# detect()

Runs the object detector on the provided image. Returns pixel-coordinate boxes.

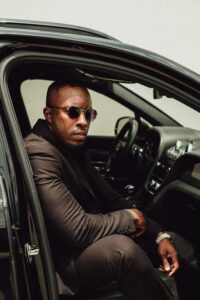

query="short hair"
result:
[46,80,88,106]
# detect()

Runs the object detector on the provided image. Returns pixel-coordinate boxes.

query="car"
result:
[0,18,200,300]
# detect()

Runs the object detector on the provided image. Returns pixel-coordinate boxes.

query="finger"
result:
[158,265,165,272]
[134,231,143,237]
[171,255,179,269]
[130,228,145,239]
[134,227,145,237]
[168,269,175,277]
[168,264,177,277]
[162,257,171,272]
[135,218,145,228]
[168,260,179,277]
[168,253,179,267]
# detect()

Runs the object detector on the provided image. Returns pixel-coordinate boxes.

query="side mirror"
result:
[114,116,131,136]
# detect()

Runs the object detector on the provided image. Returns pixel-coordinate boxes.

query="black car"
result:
[0,19,200,300]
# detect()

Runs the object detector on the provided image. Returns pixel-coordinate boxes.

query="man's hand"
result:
[157,238,179,277]
[127,208,146,237]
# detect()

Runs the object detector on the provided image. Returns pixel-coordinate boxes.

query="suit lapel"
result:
[32,120,101,207]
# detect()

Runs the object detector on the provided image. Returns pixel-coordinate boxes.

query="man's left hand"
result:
[157,238,179,277]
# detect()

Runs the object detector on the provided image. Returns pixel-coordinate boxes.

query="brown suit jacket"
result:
[25,119,161,290]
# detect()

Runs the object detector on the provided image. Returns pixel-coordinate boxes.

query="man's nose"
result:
[77,111,88,127]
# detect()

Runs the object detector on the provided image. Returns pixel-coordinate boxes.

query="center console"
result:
[143,126,200,195]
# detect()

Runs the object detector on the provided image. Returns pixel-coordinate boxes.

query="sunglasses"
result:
[49,105,97,121]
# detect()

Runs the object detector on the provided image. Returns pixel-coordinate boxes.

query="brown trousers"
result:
[74,235,173,300]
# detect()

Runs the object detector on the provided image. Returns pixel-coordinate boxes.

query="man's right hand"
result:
[127,208,146,237]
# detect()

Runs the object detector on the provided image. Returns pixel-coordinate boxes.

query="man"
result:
[25,81,178,300]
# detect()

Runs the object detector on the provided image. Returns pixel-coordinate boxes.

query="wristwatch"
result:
[155,232,172,244]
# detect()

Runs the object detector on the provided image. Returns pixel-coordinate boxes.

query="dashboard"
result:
[141,126,200,194]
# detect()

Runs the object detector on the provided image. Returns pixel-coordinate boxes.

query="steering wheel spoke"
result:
[106,118,138,174]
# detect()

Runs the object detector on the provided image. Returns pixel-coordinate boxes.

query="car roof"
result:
[0,18,119,41]
[0,19,199,86]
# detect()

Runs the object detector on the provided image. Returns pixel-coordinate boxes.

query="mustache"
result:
[73,127,87,135]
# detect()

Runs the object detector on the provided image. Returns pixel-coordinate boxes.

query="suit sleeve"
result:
[25,139,136,249]
[85,155,162,239]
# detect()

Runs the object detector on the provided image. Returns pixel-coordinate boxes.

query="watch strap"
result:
[156,232,171,244]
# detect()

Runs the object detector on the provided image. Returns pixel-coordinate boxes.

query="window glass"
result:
[21,80,134,136]
[21,79,50,125]
[88,90,133,136]
[123,83,200,131]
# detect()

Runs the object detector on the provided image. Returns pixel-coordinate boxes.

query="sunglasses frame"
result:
[48,105,97,121]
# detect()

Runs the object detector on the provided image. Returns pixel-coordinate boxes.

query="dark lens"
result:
[85,109,92,121]
[67,106,97,121]
[67,106,81,119]
[86,109,97,121]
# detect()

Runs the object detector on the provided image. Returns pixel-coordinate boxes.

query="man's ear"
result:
[43,107,52,124]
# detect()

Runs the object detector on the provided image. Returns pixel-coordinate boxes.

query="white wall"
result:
[1,0,200,74]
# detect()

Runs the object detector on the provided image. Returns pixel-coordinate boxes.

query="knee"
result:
[110,235,139,257]
[110,235,152,273]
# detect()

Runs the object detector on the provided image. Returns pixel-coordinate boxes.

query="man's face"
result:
[44,85,92,147]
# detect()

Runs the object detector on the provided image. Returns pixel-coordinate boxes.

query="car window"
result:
[21,80,134,137]
[88,90,134,136]
[123,83,200,131]
[21,79,50,126]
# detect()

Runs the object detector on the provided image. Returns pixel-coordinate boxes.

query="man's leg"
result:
[75,235,173,300]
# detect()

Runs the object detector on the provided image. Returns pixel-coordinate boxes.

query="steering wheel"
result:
[106,118,139,174]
